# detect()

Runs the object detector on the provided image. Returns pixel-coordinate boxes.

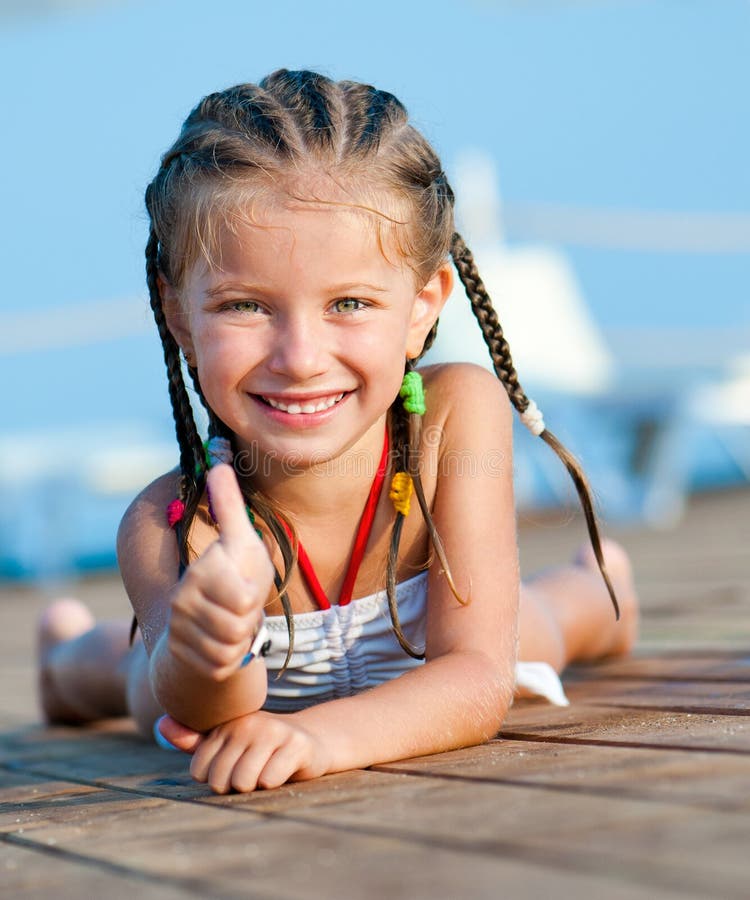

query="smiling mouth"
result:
[258,392,346,415]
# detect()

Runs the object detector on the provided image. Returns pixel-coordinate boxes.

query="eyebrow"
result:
[205,280,390,297]
[205,282,266,298]
[328,282,389,294]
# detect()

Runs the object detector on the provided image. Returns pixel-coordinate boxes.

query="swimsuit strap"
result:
[287,429,390,610]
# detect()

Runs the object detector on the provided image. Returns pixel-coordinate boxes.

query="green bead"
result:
[399,370,426,415]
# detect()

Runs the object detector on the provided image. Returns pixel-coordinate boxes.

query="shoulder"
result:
[419,362,513,442]
[116,471,184,638]
[421,361,509,400]
[117,470,181,559]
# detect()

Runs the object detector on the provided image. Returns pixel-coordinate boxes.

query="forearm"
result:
[291,650,514,774]
[149,632,268,731]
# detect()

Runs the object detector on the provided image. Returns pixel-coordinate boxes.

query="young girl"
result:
[38,69,637,794]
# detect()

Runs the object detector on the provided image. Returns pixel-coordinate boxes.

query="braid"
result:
[449,231,619,618]
[145,226,206,571]
[449,233,527,413]
[385,386,422,658]
[259,70,335,150]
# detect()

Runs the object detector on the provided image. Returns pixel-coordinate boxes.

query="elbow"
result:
[454,650,515,745]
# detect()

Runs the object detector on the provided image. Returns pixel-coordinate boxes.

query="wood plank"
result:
[0,841,202,900]
[2,790,689,900]
[562,678,750,713]
[0,772,103,832]
[0,724,187,781]
[502,702,750,752]
[567,651,750,682]
[375,740,750,812]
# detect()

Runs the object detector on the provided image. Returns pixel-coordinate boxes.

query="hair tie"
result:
[399,370,426,415]
[520,399,546,437]
[389,472,413,517]
[246,505,263,540]
[166,499,185,528]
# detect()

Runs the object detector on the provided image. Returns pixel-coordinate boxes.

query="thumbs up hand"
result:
[166,464,275,682]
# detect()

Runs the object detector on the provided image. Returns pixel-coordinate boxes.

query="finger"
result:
[227,744,280,794]
[158,715,204,754]
[256,743,304,790]
[206,464,261,563]
[190,728,232,785]
[184,546,266,616]
[172,569,262,637]
[169,640,246,684]
[207,742,258,795]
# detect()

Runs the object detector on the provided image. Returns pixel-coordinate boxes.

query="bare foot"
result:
[37,598,97,724]
[575,538,640,658]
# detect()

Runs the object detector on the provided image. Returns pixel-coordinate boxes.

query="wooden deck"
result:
[1,488,748,899]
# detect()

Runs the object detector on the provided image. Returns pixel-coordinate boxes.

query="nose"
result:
[267,312,329,382]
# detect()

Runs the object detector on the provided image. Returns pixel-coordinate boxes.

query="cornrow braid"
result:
[449,232,620,618]
[188,85,293,154]
[338,82,408,157]
[259,70,336,150]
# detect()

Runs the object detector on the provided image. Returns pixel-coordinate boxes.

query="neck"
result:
[237,417,389,524]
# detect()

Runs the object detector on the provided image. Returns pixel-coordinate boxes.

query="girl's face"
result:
[163,196,451,469]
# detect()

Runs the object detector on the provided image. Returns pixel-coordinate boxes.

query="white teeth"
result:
[265,393,344,414]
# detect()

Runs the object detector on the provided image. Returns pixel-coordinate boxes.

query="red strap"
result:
[284,429,389,610]
[338,429,389,606]
[295,540,332,610]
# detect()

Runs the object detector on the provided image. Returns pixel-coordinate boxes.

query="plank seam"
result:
[0,832,249,900]
[499,731,750,755]
[368,765,749,812]
[567,675,750,684]
[590,703,750,716]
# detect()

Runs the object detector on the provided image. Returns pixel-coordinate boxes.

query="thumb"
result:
[206,463,259,559]
[156,715,204,754]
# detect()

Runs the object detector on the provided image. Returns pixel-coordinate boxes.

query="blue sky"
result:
[1,0,748,431]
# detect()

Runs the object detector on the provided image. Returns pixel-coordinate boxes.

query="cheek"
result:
[193,332,253,402]
[195,321,255,368]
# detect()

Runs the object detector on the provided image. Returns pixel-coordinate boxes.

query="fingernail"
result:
[153,715,179,751]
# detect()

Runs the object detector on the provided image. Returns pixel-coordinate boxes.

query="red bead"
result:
[166,499,185,527]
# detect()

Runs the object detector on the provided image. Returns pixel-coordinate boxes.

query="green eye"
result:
[334,298,365,313]
[231,301,261,313]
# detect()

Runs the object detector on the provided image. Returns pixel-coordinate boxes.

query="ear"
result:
[405,262,453,360]
[159,275,196,363]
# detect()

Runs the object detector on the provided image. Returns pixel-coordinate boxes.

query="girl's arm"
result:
[295,364,518,765]
[118,466,274,731]
[161,364,519,792]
